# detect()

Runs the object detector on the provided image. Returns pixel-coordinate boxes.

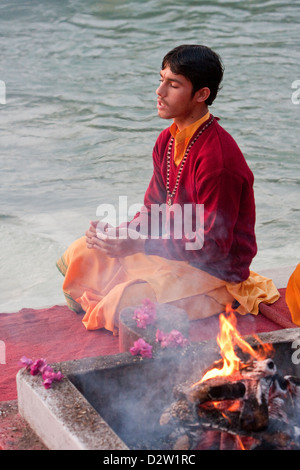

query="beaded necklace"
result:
[166,116,214,206]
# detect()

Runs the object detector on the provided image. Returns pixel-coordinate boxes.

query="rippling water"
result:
[0,0,299,311]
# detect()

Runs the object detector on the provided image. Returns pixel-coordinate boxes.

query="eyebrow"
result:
[159,71,183,85]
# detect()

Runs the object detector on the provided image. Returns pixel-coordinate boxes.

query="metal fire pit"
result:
[16,326,300,450]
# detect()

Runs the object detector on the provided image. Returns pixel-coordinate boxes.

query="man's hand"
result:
[85,220,145,258]
[85,220,104,249]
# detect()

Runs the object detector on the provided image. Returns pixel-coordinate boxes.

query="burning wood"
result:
[268,374,289,424]
[174,375,246,404]
[159,307,300,450]
[238,376,271,432]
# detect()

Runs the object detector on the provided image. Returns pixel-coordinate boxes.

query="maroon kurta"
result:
[139,116,257,283]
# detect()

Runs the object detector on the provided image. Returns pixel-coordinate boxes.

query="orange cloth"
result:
[57,236,280,333]
[286,264,300,325]
[170,112,210,166]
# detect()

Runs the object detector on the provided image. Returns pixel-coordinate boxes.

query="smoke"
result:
[70,345,216,450]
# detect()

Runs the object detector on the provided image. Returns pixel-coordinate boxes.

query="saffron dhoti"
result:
[286,264,300,326]
[57,237,280,334]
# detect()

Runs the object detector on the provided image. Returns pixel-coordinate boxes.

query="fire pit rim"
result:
[16,366,129,450]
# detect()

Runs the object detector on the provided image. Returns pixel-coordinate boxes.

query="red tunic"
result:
[138,115,257,283]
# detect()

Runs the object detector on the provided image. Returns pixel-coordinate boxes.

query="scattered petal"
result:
[19,356,64,390]
[133,298,157,328]
[19,356,33,370]
[42,368,55,380]
[43,378,53,389]
[30,358,48,376]
[42,370,64,389]
[52,371,64,381]
[130,338,153,358]
[156,329,189,349]
[40,364,53,375]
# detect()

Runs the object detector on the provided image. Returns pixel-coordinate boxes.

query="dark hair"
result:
[162,44,224,105]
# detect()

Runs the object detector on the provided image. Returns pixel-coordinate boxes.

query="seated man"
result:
[57,44,280,334]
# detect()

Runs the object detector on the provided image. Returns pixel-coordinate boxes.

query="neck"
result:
[173,105,209,132]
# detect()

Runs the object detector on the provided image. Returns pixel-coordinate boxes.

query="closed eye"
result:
[159,78,179,88]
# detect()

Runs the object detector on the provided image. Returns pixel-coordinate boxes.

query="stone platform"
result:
[0,400,47,450]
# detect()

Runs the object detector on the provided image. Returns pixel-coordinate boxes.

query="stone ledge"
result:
[16,368,128,450]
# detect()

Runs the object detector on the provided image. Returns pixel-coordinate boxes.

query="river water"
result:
[0,0,299,312]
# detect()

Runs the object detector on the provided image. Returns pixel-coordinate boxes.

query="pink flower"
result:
[156,329,189,349]
[132,308,148,329]
[43,378,53,389]
[53,371,64,381]
[19,356,33,370]
[130,338,153,358]
[41,364,54,375]
[42,369,63,381]
[133,298,156,329]
[19,356,64,389]
[30,358,48,376]
[42,368,54,380]
[42,370,64,389]
[142,298,156,313]
[155,329,165,343]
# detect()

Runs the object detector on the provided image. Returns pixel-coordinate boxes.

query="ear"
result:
[195,87,211,103]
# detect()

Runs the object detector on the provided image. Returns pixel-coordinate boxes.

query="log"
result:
[174,376,246,404]
[160,364,300,449]
[239,358,276,380]
[284,375,300,416]
[268,374,289,423]
[239,377,272,432]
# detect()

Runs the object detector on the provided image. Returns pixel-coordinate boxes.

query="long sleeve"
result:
[130,119,257,282]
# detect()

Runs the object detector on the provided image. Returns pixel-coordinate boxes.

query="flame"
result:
[235,435,245,450]
[195,305,273,385]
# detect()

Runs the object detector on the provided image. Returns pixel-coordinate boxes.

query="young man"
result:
[57,45,279,333]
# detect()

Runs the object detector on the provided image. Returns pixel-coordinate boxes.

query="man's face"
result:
[156,66,199,127]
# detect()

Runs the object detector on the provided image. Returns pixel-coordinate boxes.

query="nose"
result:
[156,81,165,97]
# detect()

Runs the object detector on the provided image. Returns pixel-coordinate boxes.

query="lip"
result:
[157,99,167,110]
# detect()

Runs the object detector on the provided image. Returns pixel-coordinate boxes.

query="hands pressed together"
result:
[85,221,145,258]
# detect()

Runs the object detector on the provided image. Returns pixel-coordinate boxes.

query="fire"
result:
[235,435,245,451]
[195,305,273,385]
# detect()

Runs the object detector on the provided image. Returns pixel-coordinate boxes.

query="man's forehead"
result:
[160,67,186,84]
